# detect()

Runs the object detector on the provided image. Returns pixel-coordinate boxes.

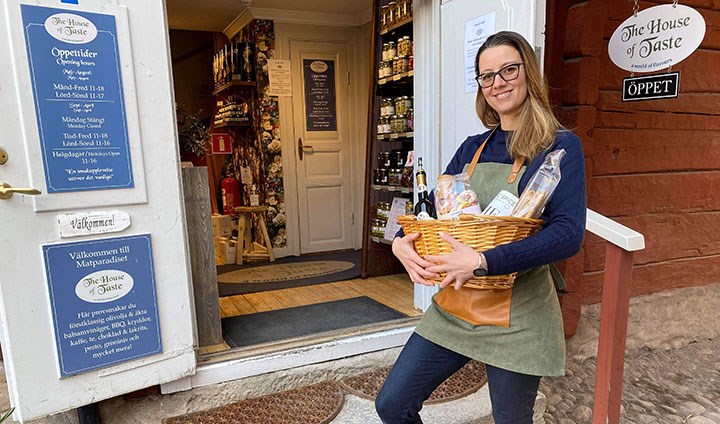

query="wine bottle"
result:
[413,157,436,219]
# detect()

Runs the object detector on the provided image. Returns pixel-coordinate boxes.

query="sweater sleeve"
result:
[482,131,587,275]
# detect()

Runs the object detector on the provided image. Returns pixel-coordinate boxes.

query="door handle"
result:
[0,182,41,200]
[298,138,314,161]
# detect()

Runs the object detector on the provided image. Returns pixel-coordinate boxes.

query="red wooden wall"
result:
[547,0,720,304]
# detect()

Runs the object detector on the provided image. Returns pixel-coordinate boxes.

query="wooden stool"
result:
[234,206,275,265]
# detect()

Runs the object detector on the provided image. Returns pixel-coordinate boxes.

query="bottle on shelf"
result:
[413,157,436,219]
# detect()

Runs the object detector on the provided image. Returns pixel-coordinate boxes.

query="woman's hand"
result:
[424,232,479,290]
[392,233,439,286]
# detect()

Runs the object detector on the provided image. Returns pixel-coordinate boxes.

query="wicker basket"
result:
[397,214,543,289]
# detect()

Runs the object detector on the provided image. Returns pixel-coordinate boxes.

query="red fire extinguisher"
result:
[221,177,241,215]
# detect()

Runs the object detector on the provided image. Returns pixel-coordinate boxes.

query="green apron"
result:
[414,161,566,377]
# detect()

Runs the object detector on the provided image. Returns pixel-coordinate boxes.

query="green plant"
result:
[176,107,210,156]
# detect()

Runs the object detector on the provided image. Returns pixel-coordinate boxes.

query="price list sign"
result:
[21,5,133,193]
[303,59,337,131]
[42,234,161,377]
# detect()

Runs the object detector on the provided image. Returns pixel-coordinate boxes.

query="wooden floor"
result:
[218,273,422,318]
[200,274,421,355]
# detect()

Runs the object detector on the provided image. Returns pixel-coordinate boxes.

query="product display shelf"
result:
[212,80,257,96]
[361,0,415,278]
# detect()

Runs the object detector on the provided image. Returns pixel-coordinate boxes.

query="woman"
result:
[375,31,586,424]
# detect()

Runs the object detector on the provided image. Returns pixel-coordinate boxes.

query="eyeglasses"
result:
[475,63,524,88]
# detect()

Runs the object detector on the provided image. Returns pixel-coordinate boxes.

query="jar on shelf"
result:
[378,168,389,185]
[373,168,382,185]
[401,166,414,188]
[391,149,405,168]
[409,55,414,71]
[397,114,408,133]
[381,43,389,61]
[396,55,409,74]
[405,200,414,214]
[387,1,396,24]
[383,116,392,134]
[384,98,395,116]
[378,151,391,169]
[407,109,414,131]
[388,168,403,186]
[387,42,397,59]
[382,60,393,78]
[394,0,403,21]
[400,0,410,20]
[376,116,385,134]
[376,202,391,220]
[371,218,387,238]
[380,5,389,29]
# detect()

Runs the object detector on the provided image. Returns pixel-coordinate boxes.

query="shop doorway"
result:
[289,40,355,254]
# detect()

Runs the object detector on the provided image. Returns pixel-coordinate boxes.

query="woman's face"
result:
[478,45,528,129]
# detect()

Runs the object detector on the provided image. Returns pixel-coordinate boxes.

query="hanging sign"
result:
[303,59,337,131]
[21,5,134,192]
[608,4,706,73]
[210,133,233,154]
[622,72,680,101]
[42,234,162,377]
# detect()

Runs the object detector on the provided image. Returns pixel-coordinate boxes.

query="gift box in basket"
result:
[398,150,565,290]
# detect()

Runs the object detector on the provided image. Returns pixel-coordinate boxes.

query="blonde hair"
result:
[474,31,559,160]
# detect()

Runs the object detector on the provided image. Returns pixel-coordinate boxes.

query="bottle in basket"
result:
[413,157,436,219]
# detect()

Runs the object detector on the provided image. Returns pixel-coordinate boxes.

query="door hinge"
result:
[351,213,354,226]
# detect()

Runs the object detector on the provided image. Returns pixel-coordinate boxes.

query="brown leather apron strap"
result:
[465,126,525,184]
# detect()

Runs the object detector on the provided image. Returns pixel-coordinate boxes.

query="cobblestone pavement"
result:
[540,337,720,424]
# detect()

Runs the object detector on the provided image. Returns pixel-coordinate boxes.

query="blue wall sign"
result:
[43,234,161,377]
[21,5,133,193]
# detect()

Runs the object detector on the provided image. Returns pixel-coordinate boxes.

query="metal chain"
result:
[633,0,640,17]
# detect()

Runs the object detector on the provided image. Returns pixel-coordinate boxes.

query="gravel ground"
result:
[540,337,720,424]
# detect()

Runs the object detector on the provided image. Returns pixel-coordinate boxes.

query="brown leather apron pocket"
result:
[435,287,512,327]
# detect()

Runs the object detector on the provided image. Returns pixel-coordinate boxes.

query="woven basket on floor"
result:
[397,214,542,289]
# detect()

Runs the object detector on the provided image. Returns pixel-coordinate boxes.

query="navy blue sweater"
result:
[423,128,587,276]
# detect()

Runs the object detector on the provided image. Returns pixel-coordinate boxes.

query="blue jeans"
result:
[375,333,541,424]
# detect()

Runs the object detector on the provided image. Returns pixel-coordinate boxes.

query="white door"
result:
[0,0,195,421]
[413,0,546,310]
[290,41,354,254]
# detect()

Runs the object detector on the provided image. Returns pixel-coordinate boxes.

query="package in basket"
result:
[511,149,566,219]
[433,173,482,220]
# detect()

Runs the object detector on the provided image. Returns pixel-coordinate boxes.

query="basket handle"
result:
[465,126,525,184]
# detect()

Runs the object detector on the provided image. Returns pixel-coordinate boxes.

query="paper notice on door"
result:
[240,166,253,185]
[268,59,292,97]
[464,12,496,93]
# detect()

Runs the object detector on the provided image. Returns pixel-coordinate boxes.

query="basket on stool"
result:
[397,214,543,290]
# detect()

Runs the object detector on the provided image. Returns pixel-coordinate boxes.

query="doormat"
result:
[222,296,408,348]
[339,360,487,404]
[162,381,344,424]
[217,249,361,296]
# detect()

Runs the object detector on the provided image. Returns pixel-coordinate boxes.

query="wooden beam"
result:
[593,243,634,424]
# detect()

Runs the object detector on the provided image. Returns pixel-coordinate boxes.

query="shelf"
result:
[378,70,413,85]
[371,236,394,245]
[371,184,412,194]
[377,132,413,140]
[380,17,413,36]
[213,121,251,128]
[213,80,257,96]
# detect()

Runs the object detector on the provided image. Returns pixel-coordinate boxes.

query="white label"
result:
[75,269,134,303]
[481,190,519,216]
[240,166,253,185]
[268,59,292,97]
[249,194,260,206]
[45,13,97,44]
[608,4,706,73]
[57,210,131,238]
